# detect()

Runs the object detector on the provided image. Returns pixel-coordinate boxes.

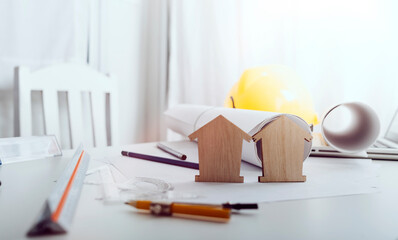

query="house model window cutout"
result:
[189,115,251,183]
[252,115,313,182]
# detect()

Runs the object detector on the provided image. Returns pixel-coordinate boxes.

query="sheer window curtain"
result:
[167,0,398,136]
[0,0,162,145]
[1,0,397,143]
[0,0,89,139]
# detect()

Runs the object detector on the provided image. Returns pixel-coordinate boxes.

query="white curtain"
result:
[168,0,398,134]
[2,0,397,143]
[0,0,89,138]
[0,0,161,145]
[89,0,169,143]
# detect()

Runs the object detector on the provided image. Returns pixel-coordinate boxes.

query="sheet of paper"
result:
[108,141,379,204]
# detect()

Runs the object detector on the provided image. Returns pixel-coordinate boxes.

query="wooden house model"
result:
[189,115,251,183]
[252,115,313,182]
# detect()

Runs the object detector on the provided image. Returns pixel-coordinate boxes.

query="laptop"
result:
[311,108,398,160]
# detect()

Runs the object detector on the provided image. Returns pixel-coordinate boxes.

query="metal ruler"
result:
[27,145,90,236]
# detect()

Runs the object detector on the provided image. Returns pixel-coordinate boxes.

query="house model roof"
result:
[189,115,251,141]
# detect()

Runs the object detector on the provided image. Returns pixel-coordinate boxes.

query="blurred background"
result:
[1,0,397,147]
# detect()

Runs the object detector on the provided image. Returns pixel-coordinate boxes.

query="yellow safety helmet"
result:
[224,65,319,125]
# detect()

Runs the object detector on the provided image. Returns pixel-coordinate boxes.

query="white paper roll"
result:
[321,102,380,153]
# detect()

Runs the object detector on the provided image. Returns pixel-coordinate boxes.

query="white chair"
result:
[14,63,119,149]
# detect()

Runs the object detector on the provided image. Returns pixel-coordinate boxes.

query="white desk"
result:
[1,145,398,240]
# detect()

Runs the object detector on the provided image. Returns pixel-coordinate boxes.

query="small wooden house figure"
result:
[188,115,251,183]
[252,115,313,182]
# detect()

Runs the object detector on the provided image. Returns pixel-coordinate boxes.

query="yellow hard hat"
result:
[224,65,319,125]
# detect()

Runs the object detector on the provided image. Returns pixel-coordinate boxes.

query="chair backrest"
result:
[14,63,119,149]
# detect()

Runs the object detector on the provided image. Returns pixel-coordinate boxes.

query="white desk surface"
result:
[1,145,398,240]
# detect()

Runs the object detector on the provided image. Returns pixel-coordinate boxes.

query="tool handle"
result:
[172,203,231,219]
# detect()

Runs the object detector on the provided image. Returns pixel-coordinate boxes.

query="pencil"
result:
[156,143,187,160]
[125,200,231,222]
[121,151,199,170]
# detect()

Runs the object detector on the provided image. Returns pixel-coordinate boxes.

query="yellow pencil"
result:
[125,200,231,222]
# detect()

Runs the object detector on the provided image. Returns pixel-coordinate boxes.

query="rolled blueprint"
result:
[164,104,312,167]
[321,102,380,153]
